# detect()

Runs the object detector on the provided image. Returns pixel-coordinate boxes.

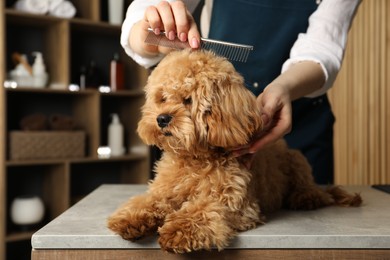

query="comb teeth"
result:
[145,29,253,63]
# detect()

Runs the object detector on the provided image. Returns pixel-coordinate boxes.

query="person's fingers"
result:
[169,1,200,47]
[144,2,199,49]
[249,130,280,153]
[260,113,270,130]
[231,147,250,158]
[259,96,278,120]
[144,5,162,33]
[170,1,190,42]
[187,18,200,48]
[156,1,176,40]
[249,113,292,152]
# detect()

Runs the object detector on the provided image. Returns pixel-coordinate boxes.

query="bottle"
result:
[110,53,124,91]
[32,52,48,88]
[108,0,124,25]
[10,195,45,226]
[108,113,125,156]
[79,66,86,90]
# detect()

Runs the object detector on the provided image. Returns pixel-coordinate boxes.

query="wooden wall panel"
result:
[0,1,6,258]
[329,0,390,185]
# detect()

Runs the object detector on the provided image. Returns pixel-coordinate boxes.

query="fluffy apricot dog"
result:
[108,50,362,253]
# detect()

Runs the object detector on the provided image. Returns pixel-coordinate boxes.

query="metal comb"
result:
[145,28,253,63]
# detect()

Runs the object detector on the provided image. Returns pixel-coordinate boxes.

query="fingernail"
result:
[191,37,199,48]
[168,31,175,41]
[154,28,160,35]
[179,32,187,42]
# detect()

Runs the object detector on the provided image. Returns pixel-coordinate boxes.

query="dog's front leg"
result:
[158,199,234,253]
[107,193,172,241]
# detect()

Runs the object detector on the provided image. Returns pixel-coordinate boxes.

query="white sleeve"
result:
[121,0,173,69]
[281,0,361,98]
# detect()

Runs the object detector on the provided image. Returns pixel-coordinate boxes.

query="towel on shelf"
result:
[49,0,76,18]
[20,113,48,131]
[49,114,75,131]
[15,0,49,15]
[49,0,63,10]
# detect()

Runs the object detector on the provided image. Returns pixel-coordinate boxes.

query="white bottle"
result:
[108,0,124,25]
[32,52,48,88]
[108,114,125,156]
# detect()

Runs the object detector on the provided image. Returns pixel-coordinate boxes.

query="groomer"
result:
[120,0,361,184]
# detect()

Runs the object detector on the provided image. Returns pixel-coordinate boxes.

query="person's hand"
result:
[232,83,293,167]
[130,1,201,56]
[252,83,293,150]
[231,60,326,166]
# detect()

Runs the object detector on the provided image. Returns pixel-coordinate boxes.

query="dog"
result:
[107,49,362,253]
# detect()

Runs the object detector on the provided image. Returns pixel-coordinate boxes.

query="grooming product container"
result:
[108,113,125,156]
[110,53,124,91]
[10,195,45,226]
[108,0,124,25]
[32,52,48,88]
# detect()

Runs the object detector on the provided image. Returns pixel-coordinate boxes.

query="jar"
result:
[10,195,45,226]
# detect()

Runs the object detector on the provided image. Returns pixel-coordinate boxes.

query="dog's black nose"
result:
[157,114,172,128]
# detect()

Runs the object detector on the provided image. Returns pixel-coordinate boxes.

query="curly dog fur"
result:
[107,50,362,253]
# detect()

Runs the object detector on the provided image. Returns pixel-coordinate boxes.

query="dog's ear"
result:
[197,69,263,148]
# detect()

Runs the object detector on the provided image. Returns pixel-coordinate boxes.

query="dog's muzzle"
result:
[157,114,172,128]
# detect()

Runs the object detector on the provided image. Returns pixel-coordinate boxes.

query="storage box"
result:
[9,131,86,160]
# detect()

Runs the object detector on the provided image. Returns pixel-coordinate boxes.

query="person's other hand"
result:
[252,83,293,150]
[231,83,292,167]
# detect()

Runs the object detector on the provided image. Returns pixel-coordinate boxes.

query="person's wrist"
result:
[263,82,292,103]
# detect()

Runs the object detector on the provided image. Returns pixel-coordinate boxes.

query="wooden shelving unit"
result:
[0,1,150,259]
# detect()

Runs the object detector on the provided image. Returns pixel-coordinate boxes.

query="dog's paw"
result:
[158,226,192,253]
[107,211,159,241]
[158,220,215,253]
[158,218,232,253]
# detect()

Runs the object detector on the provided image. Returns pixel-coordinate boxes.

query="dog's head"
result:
[137,50,263,156]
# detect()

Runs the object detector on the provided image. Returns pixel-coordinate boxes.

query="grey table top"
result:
[31,184,390,249]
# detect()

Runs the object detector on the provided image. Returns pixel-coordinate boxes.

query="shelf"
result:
[69,153,148,163]
[5,9,63,25]
[70,18,121,35]
[6,153,148,166]
[1,1,150,257]
[4,87,144,96]
[4,87,96,95]
[6,231,35,243]
[5,9,121,32]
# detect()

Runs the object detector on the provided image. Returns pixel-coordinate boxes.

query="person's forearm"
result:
[267,61,325,101]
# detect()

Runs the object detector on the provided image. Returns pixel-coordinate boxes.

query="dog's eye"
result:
[155,91,166,104]
[183,97,192,105]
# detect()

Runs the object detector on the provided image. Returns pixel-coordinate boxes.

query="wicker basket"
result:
[9,131,86,160]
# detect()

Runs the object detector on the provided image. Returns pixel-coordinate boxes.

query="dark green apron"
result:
[209,0,334,184]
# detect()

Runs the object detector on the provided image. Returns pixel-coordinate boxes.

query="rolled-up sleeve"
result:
[121,0,170,68]
[281,0,361,97]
